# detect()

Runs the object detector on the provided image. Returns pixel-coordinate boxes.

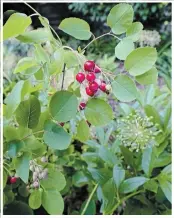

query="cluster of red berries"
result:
[76,60,108,97]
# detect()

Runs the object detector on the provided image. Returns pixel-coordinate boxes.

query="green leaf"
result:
[72,171,89,187]
[136,67,158,85]
[59,17,91,40]
[144,180,158,193]
[16,95,41,129]
[3,13,32,40]
[29,190,42,210]
[16,28,52,43]
[113,165,125,189]
[158,179,171,203]
[88,168,112,185]
[142,147,155,177]
[24,138,46,158]
[115,38,134,60]
[40,168,66,191]
[3,170,8,189]
[34,44,50,64]
[84,98,113,127]
[43,120,71,150]
[15,152,30,183]
[153,152,171,168]
[101,178,117,214]
[120,177,149,194]
[49,91,78,122]
[7,140,25,158]
[4,201,34,215]
[64,51,79,68]
[126,22,143,42]
[4,81,25,118]
[120,146,135,169]
[144,104,162,128]
[14,57,39,74]
[107,3,134,35]
[50,48,64,75]
[111,75,138,102]
[80,200,96,215]
[99,146,119,166]
[42,190,64,215]
[125,47,157,76]
[76,119,90,142]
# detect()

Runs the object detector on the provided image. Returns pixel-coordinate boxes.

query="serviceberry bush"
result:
[3,2,171,215]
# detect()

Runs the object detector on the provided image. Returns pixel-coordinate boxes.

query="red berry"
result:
[79,102,86,110]
[10,177,17,184]
[89,81,99,92]
[76,72,85,83]
[84,61,95,71]
[86,72,96,82]
[94,65,101,73]
[60,122,65,127]
[99,82,106,92]
[86,87,94,97]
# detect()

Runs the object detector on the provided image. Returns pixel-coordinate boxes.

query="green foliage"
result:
[3,2,171,216]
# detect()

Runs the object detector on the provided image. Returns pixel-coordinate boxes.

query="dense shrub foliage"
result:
[3,3,171,215]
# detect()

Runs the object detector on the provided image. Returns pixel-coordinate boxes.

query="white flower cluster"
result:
[138,30,161,47]
[117,112,162,152]
[29,157,48,188]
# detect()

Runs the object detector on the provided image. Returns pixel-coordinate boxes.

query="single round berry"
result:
[76,72,85,83]
[33,181,39,188]
[99,82,106,92]
[89,81,99,92]
[94,65,101,73]
[86,87,94,97]
[10,177,17,184]
[79,102,86,110]
[60,122,65,127]
[84,60,95,71]
[86,72,96,82]
[41,156,48,163]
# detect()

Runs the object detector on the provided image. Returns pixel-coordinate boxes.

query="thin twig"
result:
[61,64,66,90]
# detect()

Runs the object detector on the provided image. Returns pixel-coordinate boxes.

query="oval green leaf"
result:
[16,28,52,43]
[84,98,113,126]
[16,95,41,129]
[42,190,64,215]
[3,13,32,40]
[76,119,90,142]
[59,17,91,40]
[135,67,158,85]
[120,177,149,194]
[126,22,143,42]
[43,120,71,150]
[49,91,78,122]
[29,190,42,210]
[115,38,134,60]
[113,165,125,189]
[40,168,66,191]
[14,57,39,74]
[125,47,157,76]
[111,75,138,102]
[107,3,134,35]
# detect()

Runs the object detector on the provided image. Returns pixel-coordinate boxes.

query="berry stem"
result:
[81,31,121,52]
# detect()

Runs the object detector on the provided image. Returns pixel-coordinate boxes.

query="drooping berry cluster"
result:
[117,112,162,152]
[29,157,48,189]
[76,60,111,97]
